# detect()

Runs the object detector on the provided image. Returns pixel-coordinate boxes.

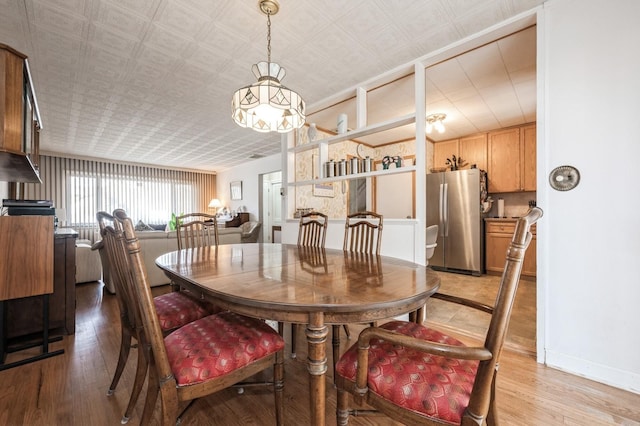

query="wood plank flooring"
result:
[0,278,638,425]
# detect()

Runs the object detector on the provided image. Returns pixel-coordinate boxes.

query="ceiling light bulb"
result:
[435,120,445,133]
[426,121,433,134]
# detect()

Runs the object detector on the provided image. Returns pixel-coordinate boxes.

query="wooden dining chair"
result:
[328,211,384,379]
[110,209,285,425]
[343,211,383,255]
[297,211,328,248]
[291,211,329,358]
[335,207,543,426]
[98,211,219,424]
[175,212,219,250]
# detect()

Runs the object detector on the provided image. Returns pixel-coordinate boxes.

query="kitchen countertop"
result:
[485,217,519,222]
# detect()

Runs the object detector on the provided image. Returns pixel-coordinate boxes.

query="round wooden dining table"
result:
[156,243,441,426]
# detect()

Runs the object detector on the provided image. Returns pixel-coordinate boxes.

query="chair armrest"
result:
[91,240,103,251]
[354,326,493,400]
[431,292,494,314]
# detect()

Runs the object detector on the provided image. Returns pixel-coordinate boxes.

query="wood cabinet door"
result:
[433,139,459,170]
[522,237,537,277]
[459,134,487,171]
[0,48,25,152]
[521,124,537,191]
[485,231,511,273]
[488,128,521,192]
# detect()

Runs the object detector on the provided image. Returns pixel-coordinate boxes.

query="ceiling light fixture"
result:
[426,113,446,134]
[231,0,305,133]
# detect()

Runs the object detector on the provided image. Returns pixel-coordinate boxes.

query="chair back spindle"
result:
[175,213,219,250]
[343,211,383,255]
[297,211,328,248]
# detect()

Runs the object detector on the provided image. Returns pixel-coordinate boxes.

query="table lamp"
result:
[208,198,222,214]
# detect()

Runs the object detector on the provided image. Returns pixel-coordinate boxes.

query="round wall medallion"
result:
[549,165,580,191]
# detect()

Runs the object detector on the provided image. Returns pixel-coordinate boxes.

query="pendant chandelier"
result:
[231,0,305,133]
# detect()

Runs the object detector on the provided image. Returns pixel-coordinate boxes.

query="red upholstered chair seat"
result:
[335,320,479,425]
[154,291,219,332]
[165,311,285,386]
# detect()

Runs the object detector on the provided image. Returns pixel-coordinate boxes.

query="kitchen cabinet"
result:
[459,134,487,171]
[433,138,459,170]
[488,125,536,193]
[521,124,536,191]
[485,219,536,278]
[433,133,487,172]
[0,44,41,183]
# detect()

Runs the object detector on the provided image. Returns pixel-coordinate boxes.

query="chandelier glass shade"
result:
[231,1,305,133]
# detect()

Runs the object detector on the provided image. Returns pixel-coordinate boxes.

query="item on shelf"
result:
[307,123,317,142]
[338,159,348,176]
[362,156,373,172]
[349,157,360,174]
[324,160,335,178]
[337,113,348,134]
[382,155,393,170]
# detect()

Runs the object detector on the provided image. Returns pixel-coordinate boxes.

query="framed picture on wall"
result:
[230,181,243,200]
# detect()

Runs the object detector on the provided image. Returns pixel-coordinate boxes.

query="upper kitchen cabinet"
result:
[432,138,459,170]
[460,134,487,171]
[432,133,487,172]
[0,44,41,183]
[488,124,536,193]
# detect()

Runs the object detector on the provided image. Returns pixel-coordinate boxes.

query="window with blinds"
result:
[21,155,216,241]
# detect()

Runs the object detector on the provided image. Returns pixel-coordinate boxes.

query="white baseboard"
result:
[545,349,640,395]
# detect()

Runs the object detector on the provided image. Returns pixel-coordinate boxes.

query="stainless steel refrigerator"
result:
[426,169,484,275]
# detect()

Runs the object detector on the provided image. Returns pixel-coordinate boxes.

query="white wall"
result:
[216,154,281,222]
[540,0,640,392]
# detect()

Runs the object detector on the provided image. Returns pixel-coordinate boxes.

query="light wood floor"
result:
[1,278,638,425]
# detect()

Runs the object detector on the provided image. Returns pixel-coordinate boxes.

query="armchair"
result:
[335,207,543,425]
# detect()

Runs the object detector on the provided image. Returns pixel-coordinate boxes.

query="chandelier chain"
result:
[266,13,271,63]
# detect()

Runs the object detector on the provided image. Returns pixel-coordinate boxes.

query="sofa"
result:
[240,221,262,243]
[99,227,242,293]
[76,239,103,284]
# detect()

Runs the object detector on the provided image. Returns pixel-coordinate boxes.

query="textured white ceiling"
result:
[0,0,543,172]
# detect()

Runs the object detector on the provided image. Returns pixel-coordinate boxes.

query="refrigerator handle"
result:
[438,183,444,236]
[443,183,449,236]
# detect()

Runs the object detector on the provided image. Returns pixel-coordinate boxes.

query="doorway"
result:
[259,171,282,243]
[425,25,538,355]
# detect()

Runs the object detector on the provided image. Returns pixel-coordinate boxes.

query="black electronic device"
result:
[2,199,53,208]
[7,207,55,216]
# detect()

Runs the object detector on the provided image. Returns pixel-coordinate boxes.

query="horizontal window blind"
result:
[22,155,216,242]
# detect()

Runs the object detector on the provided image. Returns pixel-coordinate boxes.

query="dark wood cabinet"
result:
[0,43,42,183]
[5,227,77,338]
[225,212,250,228]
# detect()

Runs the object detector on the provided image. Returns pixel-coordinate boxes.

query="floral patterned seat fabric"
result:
[165,310,285,386]
[335,320,479,425]
[153,291,220,332]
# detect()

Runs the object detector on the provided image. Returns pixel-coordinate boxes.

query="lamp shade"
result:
[208,198,222,208]
[232,62,305,133]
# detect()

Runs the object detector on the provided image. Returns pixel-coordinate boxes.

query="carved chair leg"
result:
[290,324,298,358]
[342,324,351,339]
[332,325,341,382]
[274,350,285,426]
[107,322,132,396]
[122,339,148,423]
[337,388,350,426]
